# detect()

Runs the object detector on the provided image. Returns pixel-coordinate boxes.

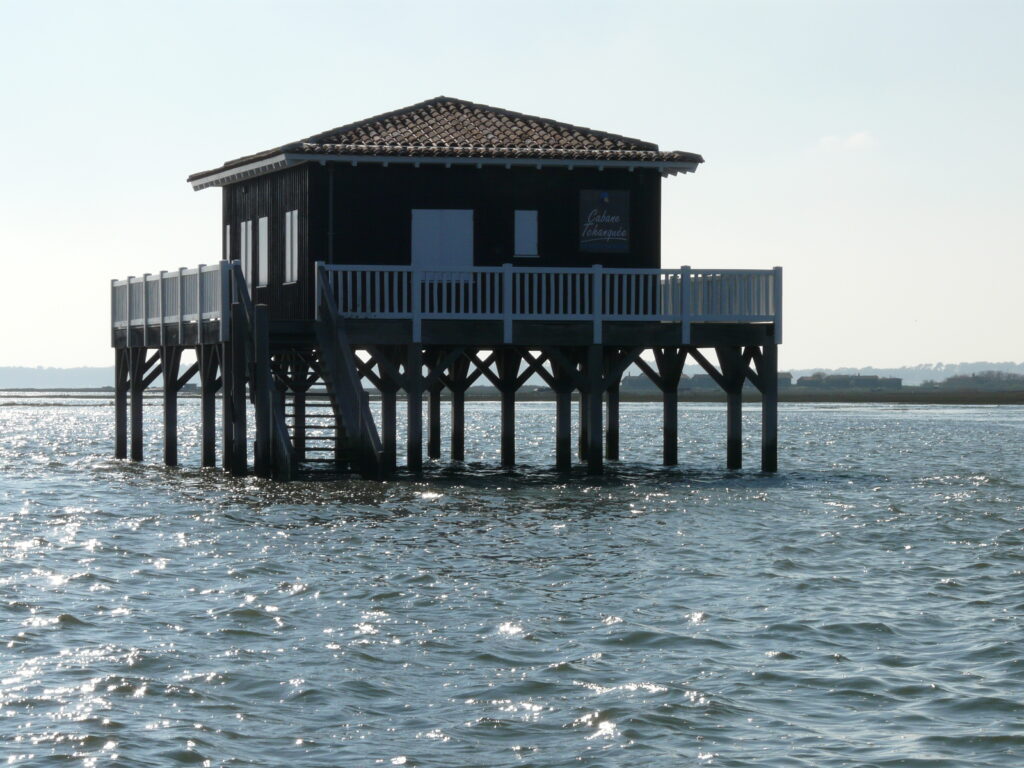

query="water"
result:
[2,395,1023,767]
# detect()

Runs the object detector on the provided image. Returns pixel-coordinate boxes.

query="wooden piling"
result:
[663,388,678,466]
[199,346,218,468]
[645,348,686,466]
[497,349,521,468]
[406,345,423,472]
[585,345,603,474]
[578,391,588,463]
[428,382,442,460]
[114,349,128,460]
[761,342,778,472]
[449,356,469,462]
[726,390,742,469]
[229,304,248,476]
[221,341,233,471]
[129,348,147,462]
[715,346,745,471]
[606,381,619,461]
[253,306,272,478]
[161,346,182,467]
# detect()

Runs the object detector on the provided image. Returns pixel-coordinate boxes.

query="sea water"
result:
[1,395,1022,767]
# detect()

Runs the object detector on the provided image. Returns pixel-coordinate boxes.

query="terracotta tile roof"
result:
[189,96,702,184]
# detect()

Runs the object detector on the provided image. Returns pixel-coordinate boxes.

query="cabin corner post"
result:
[114,348,129,460]
[761,341,779,473]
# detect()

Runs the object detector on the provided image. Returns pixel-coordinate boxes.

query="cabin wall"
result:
[224,162,662,321]
[318,163,661,270]
[222,165,314,320]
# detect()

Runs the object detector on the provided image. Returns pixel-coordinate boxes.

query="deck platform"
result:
[110,262,782,478]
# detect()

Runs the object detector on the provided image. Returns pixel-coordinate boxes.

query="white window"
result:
[224,224,231,261]
[514,210,538,257]
[240,220,253,290]
[284,209,299,283]
[411,209,473,271]
[257,217,269,287]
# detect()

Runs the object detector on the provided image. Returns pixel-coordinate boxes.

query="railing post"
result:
[142,273,150,348]
[502,263,513,344]
[196,264,204,343]
[177,267,185,342]
[773,266,783,344]
[126,276,134,336]
[411,267,422,343]
[158,270,167,347]
[110,279,117,346]
[592,264,603,345]
[679,265,691,345]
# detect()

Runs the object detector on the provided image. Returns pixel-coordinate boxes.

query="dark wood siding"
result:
[222,165,313,320]
[322,163,660,270]
[224,161,662,321]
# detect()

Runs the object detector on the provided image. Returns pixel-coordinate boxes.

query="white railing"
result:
[111,262,231,342]
[317,263,782,344]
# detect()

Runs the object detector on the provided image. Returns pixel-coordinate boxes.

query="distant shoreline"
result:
[3,388,1022,406]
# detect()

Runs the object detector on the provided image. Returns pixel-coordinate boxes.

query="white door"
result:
[411,209,473,272]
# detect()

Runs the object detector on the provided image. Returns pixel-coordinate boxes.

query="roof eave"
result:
[189,152,700,190]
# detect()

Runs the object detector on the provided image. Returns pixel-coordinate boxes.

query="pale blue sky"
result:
[1,0,1021,368]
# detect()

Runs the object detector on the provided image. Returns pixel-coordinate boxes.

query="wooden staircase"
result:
[314,279,386,479]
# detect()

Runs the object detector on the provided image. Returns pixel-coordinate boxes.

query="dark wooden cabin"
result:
[188,96,703,320]
[112,97,781,480]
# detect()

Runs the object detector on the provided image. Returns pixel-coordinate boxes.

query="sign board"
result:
[579,190,629,253]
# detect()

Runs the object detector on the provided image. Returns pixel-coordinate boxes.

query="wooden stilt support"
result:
[761,342,779,472]
[129,348,150,462]
[551,355,575,473]
[114,349,129,459]
[229,304,248,476]
[428,382,443,460]
[406,345,423,472]
[606,381,620,461]
[637,348,686,466]
[221,341,233,471]
[161,346,183,467]
[585,345,603,474]
[381,386,398,473]
[198,345,219,468]
[578,391,588,463]
[716,346,746,470]
[253,306,272,478]
[449,356,470,462]
[496,349,521,468]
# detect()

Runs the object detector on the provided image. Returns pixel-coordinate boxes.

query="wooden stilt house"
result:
[110,96,782,479]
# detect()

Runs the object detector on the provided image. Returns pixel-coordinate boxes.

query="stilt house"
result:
[111,97,782,479]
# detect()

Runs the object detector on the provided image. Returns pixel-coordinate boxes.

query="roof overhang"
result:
[189,152,699,190]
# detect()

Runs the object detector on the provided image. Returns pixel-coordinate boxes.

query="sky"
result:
[1,0,1021,370]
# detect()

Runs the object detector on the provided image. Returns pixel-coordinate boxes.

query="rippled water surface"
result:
[2,394,1023,766]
